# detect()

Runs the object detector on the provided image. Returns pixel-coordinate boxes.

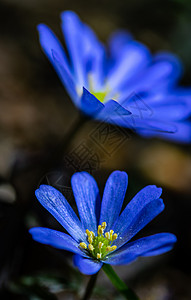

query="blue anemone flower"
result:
[29,171,176,275]
[37,11,191,143]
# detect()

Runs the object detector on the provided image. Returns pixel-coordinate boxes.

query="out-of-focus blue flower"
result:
[30,171,176,275]
[37,11,191,143]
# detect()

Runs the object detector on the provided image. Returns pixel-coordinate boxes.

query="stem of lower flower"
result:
[82,273,98,300]
[102,264,139,300]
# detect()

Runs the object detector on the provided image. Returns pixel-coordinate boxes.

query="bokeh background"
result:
[1,0,191,299]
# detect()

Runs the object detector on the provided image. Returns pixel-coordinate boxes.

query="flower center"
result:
[92,91,108,103]
[88,73,109,103]
[79,222,118,260]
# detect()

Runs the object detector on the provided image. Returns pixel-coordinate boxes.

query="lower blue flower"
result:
[29,171,177,275]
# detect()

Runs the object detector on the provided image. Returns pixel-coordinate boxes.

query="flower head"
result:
[30,171,176,275]
[37,11,191,142]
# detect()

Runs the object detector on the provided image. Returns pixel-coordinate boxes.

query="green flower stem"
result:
[82,273,98,300]
[102,264,139,300]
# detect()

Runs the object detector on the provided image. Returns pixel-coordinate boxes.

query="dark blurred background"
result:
[0,0,191,299]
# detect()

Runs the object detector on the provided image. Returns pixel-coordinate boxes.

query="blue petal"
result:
[104,233,177,265]
[73,254,103,275]
[142,245,175,256]
[71,172,101,233]
[108,30,133,59]
[103,114,177,133]
[35,185,85,242]
[99,171,128,231]
[81,24,106,90]
[37,24,78,104]
[153,52,183,85]
[80,87,104,116]
[61,11,88,88]
[113,185,163,247]
[37,24,70,73]
[29,227,87,256]
[139,93,191,121]
[119,53,183,98]
[148,102,190,121]
[138,121,191,143]
[106,41,151,93]
[97,100,131,120]
[52,50,79,104]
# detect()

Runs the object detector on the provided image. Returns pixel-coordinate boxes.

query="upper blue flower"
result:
[30,171,176,275]
[37,11,191,143]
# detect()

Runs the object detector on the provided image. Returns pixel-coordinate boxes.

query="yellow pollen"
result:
[98,225,103,235]
[80,242,87,249]
[90,231,95,238]
[86,229,91,237]
[101,222,107,229]
[110,230,114,236]
[112,233,118,241]
[88,237,93,244]
[81,222,118,260]
[98,242,103,249]
[106,246,111,252]
[105,232,110,240]
[88,244,94,251]
[110,245,117,251]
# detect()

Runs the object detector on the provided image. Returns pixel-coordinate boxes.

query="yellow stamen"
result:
[98,242,103,249]
[101,222,107,229]
[105,232,110,240]
[97,253,102,259]
[106,246,111,252]
[88,237,93,244]
[110,245,117,251]
[85,221,118,259]
[109,229,114,240]
[80,242,87,249]
[90,231,95,238]
[86,229,91,237]
[98,225,103,235]
[88,244,94,251]
[112,233,118,241]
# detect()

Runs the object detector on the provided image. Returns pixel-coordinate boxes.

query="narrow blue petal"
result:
[115,198,165,248]
[52,50,79,104]
[61,11,87,87]
[104,233,177,265]
[99,171,128,231]
[29,227,87,256]
[37,24,78,104]
[142,245,175,256]
[71,172,101,233]
[113,185,163,247]
[149,103,190,121]
[106,114,177,133]
[108,30,133,59]
[82,24,106,90]
[73,254,103,275]
[138,121,191,143]
[119,53,183,99]
[153,52,183,84]
[37,24,70,73]
[35,185,85,242]
[106,41,150,93]
[80,87,104,116]
[140,92,191,121]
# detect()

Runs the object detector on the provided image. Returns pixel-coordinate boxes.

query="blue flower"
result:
[37,11,191,143]
[29,171,176,275]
